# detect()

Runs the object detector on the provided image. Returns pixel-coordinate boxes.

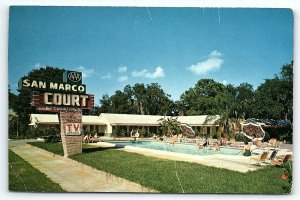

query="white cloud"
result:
[222,80,228,85]
[209,50,222,58]
[118,75,128,82]
[131,66,165,79]
[31,63,43,69]
[76,66,95,79]
[188,50,224,75]
[118,66,127,73]
[101,73,111,80]
[132,69,147,77]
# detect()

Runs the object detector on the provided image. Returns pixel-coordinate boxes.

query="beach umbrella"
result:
[180,124,195,137]
[241,122,265,140]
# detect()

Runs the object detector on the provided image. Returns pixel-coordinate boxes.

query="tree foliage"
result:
[253,61,293,120]
[180,79,227,115]
[157,116,181,136]
[98,83,173,115]
[12,66,65,137]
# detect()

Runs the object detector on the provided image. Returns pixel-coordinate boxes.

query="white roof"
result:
[30,114,59,125]
[99,113,219,126]
[82,116,104,125]
[29,114,105,125]
[29,113,220,126]
[99,113,163,126]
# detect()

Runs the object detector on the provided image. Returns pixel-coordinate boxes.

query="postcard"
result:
[8,6,293,194]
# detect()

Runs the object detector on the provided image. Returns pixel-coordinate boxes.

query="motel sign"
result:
[18,69,93,156]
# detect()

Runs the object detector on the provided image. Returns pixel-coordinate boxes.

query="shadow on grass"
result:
[82,145,125,153]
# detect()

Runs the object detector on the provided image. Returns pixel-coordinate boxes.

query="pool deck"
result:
[89,141,293,173]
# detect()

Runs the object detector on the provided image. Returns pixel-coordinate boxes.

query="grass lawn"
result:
[28,141,64,156]
[28,142,291,194]
[9,149,65,192]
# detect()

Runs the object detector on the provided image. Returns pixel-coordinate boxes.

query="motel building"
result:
[29,113,220,137]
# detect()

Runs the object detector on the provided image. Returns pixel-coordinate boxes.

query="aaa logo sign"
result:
[66,123,81,135]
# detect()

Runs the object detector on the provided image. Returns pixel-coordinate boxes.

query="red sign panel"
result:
[31,91,94,109]
[66,123,81,135]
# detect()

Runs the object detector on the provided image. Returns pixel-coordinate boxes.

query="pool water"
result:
[109,141,241,156]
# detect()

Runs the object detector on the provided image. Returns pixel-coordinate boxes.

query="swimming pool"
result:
[108,141,241,156]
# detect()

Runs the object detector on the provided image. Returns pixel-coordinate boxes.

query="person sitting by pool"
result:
[94,133,100,142]
[152,134,157,140]
[252,138,262,148]
[241,141,252,156]
[86,133,94,143]
[83,134,89,143]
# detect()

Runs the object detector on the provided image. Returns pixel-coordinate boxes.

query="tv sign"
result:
[66,123,81,135]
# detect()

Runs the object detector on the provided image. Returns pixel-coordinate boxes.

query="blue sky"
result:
[8,7,293,105]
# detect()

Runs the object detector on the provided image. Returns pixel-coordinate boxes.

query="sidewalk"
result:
[9,141,157,192]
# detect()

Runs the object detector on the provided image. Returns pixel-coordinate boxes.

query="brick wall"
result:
[59,108,83,156]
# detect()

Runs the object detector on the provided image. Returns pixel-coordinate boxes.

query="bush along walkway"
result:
[9,143,157,192]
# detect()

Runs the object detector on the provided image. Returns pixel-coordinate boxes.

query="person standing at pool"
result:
[241,141,251,156]
[215,140,221,151]
[163,135,167,142]
[133,130,139,142]
[130,130,134,138]
[171,134,177,145]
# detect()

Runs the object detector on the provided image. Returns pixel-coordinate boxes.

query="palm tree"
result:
[213,112,242,139]
[157,116,181,136]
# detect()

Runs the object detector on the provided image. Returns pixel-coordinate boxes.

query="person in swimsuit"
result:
[241,141,251,156]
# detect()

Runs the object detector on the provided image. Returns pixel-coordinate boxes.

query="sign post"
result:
[60,108,83,156]
[19,70,94,157]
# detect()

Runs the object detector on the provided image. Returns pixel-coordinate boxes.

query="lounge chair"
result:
[267,150,278,164]
[272,154,292,166]
[250,151,269,166]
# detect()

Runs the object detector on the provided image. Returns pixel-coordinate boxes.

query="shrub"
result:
[25,127,43,139]
[282,161,292,193]
[25,126,61,142]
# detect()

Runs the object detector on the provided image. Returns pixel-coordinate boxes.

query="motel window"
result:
[149,126,157,134]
